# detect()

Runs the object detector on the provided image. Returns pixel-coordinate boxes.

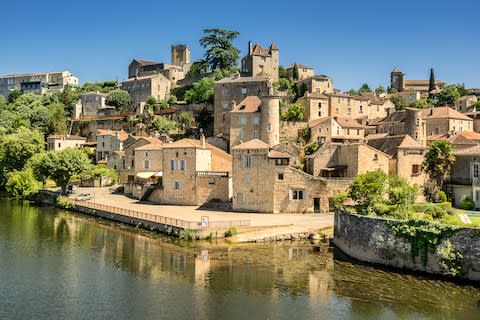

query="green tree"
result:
[391,93,408,110]
[375,85,386,95]
[185,77,215,104]
[178,112,193,127]
[273,78,292,91]
[281,103,305,121]
[8,90,23,103]
[436,85,461,106]
[58,86,80,114]
[278,66,287,79]
[199,28,240,72]
[292,63,299,81]
[26,151,56,187]
[388,176,417,212]
[106,90,131,111]
[348,170,388,215]
[428,68,436,94]
[188,60,209,77]
[149,116,178,135]
[5,168,41,198]
[47,103,68,134]
[298,82,308,99]
[50,148,91,191]
[423,141,455,191]
[358,83,371,93]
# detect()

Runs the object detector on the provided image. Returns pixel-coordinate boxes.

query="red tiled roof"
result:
[232,139,270,150]
[96,129,129,141]
[231,96,262,113]
[422,106,473,121]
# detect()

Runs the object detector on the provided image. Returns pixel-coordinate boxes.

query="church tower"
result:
[390,67,404,92]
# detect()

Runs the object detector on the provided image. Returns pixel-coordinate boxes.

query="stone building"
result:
[372,108,426,146]
[296,92,329,120]
[232,139,330,213]
[46,135,86,152]
[214,74,271,142]
[229,95,280,151]
[241,41,279,81]
[0,71,78,97]
[305,142,390,178]
[454,95,478,112]
[390,67,445,93]
[73,91,107,119]
[296,75,334,95]
[121,74,171,111]
[365,134,427,186]
[285,64,315,80]
[421,106,473,136]
[308,116,371,144]
[448,145,480,208]
[171,44,191,67]
[95,129,131,163]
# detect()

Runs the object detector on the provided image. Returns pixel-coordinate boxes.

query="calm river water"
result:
[0,199,479,320]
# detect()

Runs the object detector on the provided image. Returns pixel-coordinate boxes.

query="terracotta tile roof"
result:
[428,131,480,146]
[251,43,272,56]
[267,150,290,158]
[231,96,262,113]
[454,145,480,156]
[270,42,278,50]
[404,80,445,85]
[366,135,425,157]
[456,131,480,141]
[422,106,473,121]
[308,117,330,128]
[334,117,370,129]
[133,59,161,66]
[305,92,328,99]
[122,73,168,82]
[301,75,331,82]
[286,64,313,70]
[232,139,270,150]
[216,75,269,84]
[134,143,164,151]
[47,135,86,141]
[96,129,129,141]
[365,133,390,140]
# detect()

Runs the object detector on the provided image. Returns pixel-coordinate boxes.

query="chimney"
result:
[231,100,236,109]
[248,41,253,55]
[201,133,206,148]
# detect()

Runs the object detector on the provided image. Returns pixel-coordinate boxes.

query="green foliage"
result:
[304,142,319,155]
[168,95,178,105]
[84,164,118,183]
[273,78,293,91]
[278,66,287,79]
[149,116,178,135]
[349,170,388,215]
[436,85,461,106]
[49,148,91,191]
[199,28,240,72]
[387,219,459,266]
[424,205,447,220]
[185,77,215,104]
[81,80,117,94]
[423,141,455,190]
[47,103,67,134]
[436,240,464,277]
[5,168,41,198]
[333,192,348,210]
[56,196,75,209]
[292,63,299,81]
[188,60,209,77]
[178,229,196,240]
[178,112,193,126]
[224,227,237,237]
[391,93,408,110]
[26,151,56,187]
[436,191,447,203]
[58,86,80,114]
[8,90,23,103]
[388,176,417,212]
[281,103,305,121]
[358,83,371,93]
[375,86,386,95]
[299,83,308,98]
[171,85,192,101]
[300,126,311,142]
[106,90,131,110]
[459,196,475,210]
[428,68,436,94]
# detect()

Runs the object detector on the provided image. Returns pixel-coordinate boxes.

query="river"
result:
[0,199,479,320]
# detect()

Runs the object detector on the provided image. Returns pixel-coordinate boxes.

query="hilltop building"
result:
[241,41,279,81]
[0,71,78,97]
[390,67,445,93]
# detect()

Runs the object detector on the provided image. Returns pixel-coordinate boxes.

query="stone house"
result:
[95,129,131,163]
[214,74,271,142]
[46,135,86,152]
[0,71,78,98]
[241,42,279,81]
[390,67,445,93]
[232,139,330,213]
[422,106,473,136]
[448,146,480,208]
[372,108,427,146]
[305,142,390,178]
[121,74,171,111]
[296,75,334,95]
[228,95,280,152]
[74,91,107,119]
[296,92,329,120]
[139,138,232,206]
[366,134,427,186]
[454,95,477,113]
[426,131,480,149]
[308,116,371,144]
[285,64,315,81]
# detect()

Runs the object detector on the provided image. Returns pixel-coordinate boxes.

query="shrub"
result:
[224,227,237,237]
[333,192,348,210]
[374,203,395,216]
[424,205,447,220]
[459,197,475,210]
[436,191,447,203]
[304,142,319,155]
[56,196,74,209]
[178,229,195,240]
[437,240,464,277]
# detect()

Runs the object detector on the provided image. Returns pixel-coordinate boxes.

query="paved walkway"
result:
[72,187,334,230]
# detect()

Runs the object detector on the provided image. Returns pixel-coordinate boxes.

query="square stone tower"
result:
[171,45,190,67]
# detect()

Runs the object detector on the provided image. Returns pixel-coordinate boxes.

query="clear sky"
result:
[1,0,479,91]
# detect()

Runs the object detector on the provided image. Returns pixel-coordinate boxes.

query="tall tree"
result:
[292,63,299,81]
[106,90,131,111]
[428,68,436,95]
[348,170,388,215]
[423,141,455,190]
[50,148,91,191]
[375,85,386,95]
[436,85,461,106]
[199,28,240,72]
[358,83,371,93]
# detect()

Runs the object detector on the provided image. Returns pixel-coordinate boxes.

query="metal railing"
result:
[70,199,250,229]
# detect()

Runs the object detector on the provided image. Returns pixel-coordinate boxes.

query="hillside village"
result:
[2,30,480,215]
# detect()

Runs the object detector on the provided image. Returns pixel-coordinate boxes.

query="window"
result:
[252,116,260,125]
[252,131,258,139]
[58,142,61,148]
[179,159,187,171]
[266,123,272,132]
[316,88,320,93]
[244,173,251,184]
[237,192,244,202]
[278,173,284,180]
[239,116,247,125]
[173,181,180,190]
[275,158,289,166]
[347,108,351,115]
[241,87,247,94]
[170,159,176,170]
[222,102,229,109]
[476,191,480,201]
[222,88,229,96]
[434,127,440,134]
[239,131,245,140]
[415,132,419,139]
[473,164,479,178]
[290,190,304,200]
[359,106,363,113]
[416,118,420,126]
[208,178,215,185]
[245,155,252,167]
[318,111,322,117]
[373,154,378,161]
[143,160,151,169]
[412,165,421,175]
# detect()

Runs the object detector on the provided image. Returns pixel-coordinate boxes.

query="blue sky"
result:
[1,0,479,90]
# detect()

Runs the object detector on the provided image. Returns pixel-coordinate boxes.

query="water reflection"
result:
[1,199,479,320]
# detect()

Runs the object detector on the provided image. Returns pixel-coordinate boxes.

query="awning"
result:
[154,171,163,177]
[136,172,156,179]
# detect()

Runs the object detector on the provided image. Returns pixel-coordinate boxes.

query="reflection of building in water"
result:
[308,271,333,303]
[195,250,211,285]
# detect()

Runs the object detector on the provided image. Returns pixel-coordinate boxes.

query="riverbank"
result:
[36,187,334,241]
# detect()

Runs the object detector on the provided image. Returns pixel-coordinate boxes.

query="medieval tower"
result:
[390,67,405,92]
[171,45,190,67]
[260,86,280,146]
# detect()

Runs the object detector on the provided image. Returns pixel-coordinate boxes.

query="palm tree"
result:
[423,141,455,190]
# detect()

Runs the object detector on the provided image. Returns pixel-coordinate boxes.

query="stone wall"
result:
[280,121,307,139]
[334,210,480,281]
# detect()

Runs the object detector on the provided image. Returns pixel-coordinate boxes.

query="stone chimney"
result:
[248,41,253,55]
[201,133,206,148]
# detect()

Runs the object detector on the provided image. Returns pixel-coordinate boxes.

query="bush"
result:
[304,142,319,155]
[178,229,195,240]
[436,191,447,203]
[374,203,396,216]
[459,197,475,210]
[224,227,237,237]
[424,205,447,220]
[333,192,348,210]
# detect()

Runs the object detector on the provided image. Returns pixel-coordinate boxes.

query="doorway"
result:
[314,198,320,213]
